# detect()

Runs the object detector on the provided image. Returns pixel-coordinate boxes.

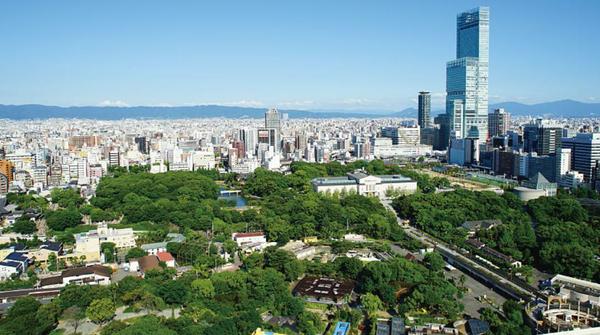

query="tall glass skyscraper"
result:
[418,91,431,129]
[446,7,489,141]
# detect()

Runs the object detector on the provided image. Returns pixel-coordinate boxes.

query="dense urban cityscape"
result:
[0,3,599,335]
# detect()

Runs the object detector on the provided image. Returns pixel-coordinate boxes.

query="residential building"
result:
[141,242,167,255]
[156,252,176,267]
[129,255,161,276]
[0,160,14,185]
[0,261,24,280]
[74,222,136,262]
[108,150,120,166]
[39,265,111,288]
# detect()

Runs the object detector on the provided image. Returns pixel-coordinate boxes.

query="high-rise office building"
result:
[134,136,149,154]
[488,108,510,137]
[418,91,431,129]
[265,108,281,129]
[239,128,258,156]
[446,7,489,142]
[381,126,420,145]
[433,114,450,150]
[561,133,600,182]
[264,108,281,152]
[523,119,562,156]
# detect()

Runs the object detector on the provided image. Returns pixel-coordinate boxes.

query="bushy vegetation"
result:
[393,189,600,280]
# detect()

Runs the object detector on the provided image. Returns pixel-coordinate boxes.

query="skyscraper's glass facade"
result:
[446,7,489,141]
[418,91,431,129]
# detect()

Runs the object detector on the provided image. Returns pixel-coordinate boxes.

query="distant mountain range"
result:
[1,99,599,120]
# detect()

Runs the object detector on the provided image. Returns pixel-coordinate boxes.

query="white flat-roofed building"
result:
[311,171,417,197]
[232,232,267,247]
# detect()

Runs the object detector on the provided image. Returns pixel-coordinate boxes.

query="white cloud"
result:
[277,100,315,108]
[219,100,265,108]
[98,100,130,107]
[338,98,374,106]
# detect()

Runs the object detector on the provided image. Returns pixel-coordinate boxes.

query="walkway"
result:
[57,306,181,334]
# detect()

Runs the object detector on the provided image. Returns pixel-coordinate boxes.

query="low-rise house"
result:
[4,252,30,269]
[130,255,161,276]
[156,252,175,268]
[141,242,167,255]
[0,261,24,280]
[141,234,185,255]
[461,219,502,237]
[39,265,112,288]
[27,241,64,266]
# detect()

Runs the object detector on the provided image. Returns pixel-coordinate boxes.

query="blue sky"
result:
[0,0,598,111]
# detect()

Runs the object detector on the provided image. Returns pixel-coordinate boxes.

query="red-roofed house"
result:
[156,252,176,268]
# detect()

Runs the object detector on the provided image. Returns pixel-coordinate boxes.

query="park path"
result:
[57,306,181,334]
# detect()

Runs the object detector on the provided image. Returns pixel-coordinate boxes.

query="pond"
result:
[218,189,247,208]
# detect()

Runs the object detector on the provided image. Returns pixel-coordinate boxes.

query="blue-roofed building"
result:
[311,171,417,198]
[377,317,405,335]
[376,320,390,335]
[4,252,30,269]
[466,319,490,335]
[391,317,405,335]
[41,241,63,254]
[333,321,350,335]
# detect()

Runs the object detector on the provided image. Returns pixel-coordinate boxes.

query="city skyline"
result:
[1,1,599,110]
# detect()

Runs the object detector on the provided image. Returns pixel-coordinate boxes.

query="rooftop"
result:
[293,276,354,301]
[311,173,413,186]
[156,252,175,262]
[137,255,160,273]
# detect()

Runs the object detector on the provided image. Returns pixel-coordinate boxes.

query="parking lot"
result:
[445,267,507,318]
